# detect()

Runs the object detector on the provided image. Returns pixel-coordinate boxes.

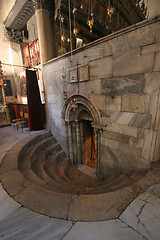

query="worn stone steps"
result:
[1,130,159,221]
[17,132,146,195]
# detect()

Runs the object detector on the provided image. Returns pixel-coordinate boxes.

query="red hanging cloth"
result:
[25,70,44,131]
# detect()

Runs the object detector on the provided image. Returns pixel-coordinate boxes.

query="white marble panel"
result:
[98,56,113,78]
[89,95,106,110]
[89,60,98,80]
[63,220,145,240]
[111,111,151,129]
[106,96,121,111]
[154,52,160,72]
[121,94,150,114]
[154,130,160,161]
[119,125,138,137]
[144,72,160,94]
[104,23,155,56]
[103,122,120,133]
[0,184,20,221]
[142,130,153,160]
[120,186,160,240]
[150,131,158,160]
[0,207,73,240]
[149,94,159,128]
[113,48,154,77]
[141,43,160,54]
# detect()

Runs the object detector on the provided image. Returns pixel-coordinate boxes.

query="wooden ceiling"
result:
[58,0,147,42]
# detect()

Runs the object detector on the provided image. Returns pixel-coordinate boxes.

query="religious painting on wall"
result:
[19,72,27,96]
[23,39,40,68]
[78,65,89,81]
[30,39,41,67]
[69,68,78,83]
[23,44,31,67]
[4,80,12,96]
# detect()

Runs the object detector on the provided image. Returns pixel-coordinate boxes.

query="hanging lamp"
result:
[73,6,79,36]
[87,0,94,33]
[60,16,65,42]
[107,0,115,22]
[71,98,78,111]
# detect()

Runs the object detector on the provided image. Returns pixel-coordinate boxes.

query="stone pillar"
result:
[35,0,54,63]
[68,122,73,163]
[76,121,81,164]
[72,121,77,164]
[93,127,102,180]
[66,121,70,158]
[80,121,84,164]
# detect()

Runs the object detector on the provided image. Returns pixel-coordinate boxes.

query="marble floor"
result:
[0,126,160,240]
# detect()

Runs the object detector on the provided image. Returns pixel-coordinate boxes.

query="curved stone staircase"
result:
[0,130,160,221]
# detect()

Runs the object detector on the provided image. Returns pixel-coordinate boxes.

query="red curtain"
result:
[25,70,44,131]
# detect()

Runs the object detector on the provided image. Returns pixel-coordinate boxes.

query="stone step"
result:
[64,166,97,186]
[32,155,52,184]
[31,142,63,183]
[85,174,132,194]
[19,131,52,159]
[30,137,56,164]
[17,131,146,195]
[45,142,62,157]
[44,156,75,186]
[19,136,55,171]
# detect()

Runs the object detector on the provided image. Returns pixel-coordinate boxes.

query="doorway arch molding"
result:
[62,94,102,178]
[62,94,101,125]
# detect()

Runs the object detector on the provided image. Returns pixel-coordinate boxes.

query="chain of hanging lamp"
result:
[59,0,148,54]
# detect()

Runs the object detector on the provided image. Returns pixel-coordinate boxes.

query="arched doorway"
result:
[81,120,95,168]
[62,95,102,177]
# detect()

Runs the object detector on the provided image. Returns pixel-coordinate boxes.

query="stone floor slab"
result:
[120,183,160,240]
[0,184,20,221]
[14,183,72,219]
[0,207,73,240]
[63,220,146,240]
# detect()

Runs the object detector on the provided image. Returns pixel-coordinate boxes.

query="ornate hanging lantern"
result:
[107,0,115,22]
[87,0,94,33]
[61,34,65,42]
[73,27,78,36]
[63,91,68,101]
[71,98,78,111]
[73,6,79,36]
[136,0,139,7]
[60,16,66,42]
[87,16,94,33]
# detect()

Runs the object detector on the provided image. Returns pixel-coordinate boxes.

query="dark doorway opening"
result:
[83,120,95,168]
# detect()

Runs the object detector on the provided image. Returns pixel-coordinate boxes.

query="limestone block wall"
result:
[44,16,160,177]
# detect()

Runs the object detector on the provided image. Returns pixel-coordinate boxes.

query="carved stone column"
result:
[35,0,54,63]
[65,121,70,159]
[79,121,84,164]
[68,122,73,163]
[92,125,102,180]
[75,121,81,164]
[72,121,77,164]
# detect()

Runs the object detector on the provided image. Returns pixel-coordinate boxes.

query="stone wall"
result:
[0,0,24,104]
[44,16,160,178]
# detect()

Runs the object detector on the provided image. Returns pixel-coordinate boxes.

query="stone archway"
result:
[62,95,102,177]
